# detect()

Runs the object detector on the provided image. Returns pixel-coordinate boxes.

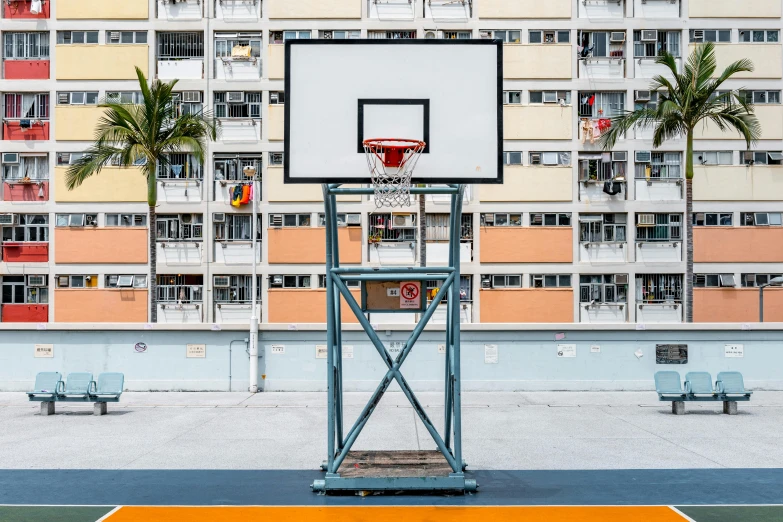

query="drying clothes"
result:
[248,183,254,202]
[239,184,251,205]
[231,45,252,59]
[30,0,42,15]
[588,95,596,106]
[230,184,243,208]
[603,181,623,196]
[580,119,592,144]
[597,119,612,133]
[591,120,601,144]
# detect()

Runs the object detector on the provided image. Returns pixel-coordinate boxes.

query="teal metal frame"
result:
[311,184,476,494]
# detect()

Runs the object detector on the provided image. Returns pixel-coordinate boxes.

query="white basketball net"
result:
[363,139,426,208]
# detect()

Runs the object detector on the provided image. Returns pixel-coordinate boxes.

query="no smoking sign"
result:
[399,281,421,309]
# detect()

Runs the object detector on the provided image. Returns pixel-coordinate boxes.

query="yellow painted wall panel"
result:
[505,106,572,140]
[690,0,781,18]
[267,0,361,18]
[479,0,571,18]
[504,45,572,79]
[266,167,361,202]
[56,46,149,80]
[480,166,572,202]
[57,0,149,19]
[54,166,148,203]
[268,105,285,141]
[55,106,105,141]
[689,44,782,79]
[268,44,285,80]
[693,165,783,201]
[695,105,783,140]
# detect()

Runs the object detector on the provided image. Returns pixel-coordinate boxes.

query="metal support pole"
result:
[248,177,259,393]
[451,185,465,473]
[760,285,765,322]
[323,185,337,473]
[329,189,344,450]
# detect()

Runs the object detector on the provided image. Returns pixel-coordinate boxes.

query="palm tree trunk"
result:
[685,131,694,323]
[419,194,426,268]
[148,162,158,323]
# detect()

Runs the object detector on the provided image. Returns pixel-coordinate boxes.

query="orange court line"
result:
[106,505,688,522]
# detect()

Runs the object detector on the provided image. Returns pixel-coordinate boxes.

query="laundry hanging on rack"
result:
[230,182,253,207]
[30,0,43,15]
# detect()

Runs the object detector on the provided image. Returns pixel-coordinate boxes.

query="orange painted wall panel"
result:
[480,227,573,263]
[694,228,783,263]
[267,228,362,264]
[480,289,573,323]
[1,304,48,323]
[267,289,361,323]
[55,289,148,322]
[55,228,148,264]
[694,288,783,323]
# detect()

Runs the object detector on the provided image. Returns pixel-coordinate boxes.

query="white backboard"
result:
[284,40,503,184]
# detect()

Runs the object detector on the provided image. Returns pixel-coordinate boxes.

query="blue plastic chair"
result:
[27,372,62,401]
[685,372,717,399]
[58,372,93,400]
[654,371,685,400]
[89,373,125,403]
[716,372,753,401]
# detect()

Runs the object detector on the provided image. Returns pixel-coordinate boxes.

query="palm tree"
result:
[66,67,216,322]
[600,43,760,322]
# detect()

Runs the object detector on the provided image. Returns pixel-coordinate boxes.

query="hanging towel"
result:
[580,119,591,144]
[588,95,596,106]
[248,182,254,202]
[30,0,42,15]
[591,120,601,144]
[240,184,251,205]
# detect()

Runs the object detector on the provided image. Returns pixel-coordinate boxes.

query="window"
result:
[269,213,311,228]
[106,214,147,227]
[157,153,203,179]
[503,152,522,165]
[2,215,48,243]
[694,274,736,288]
[56,153,84,166]
[693,213,733,226]
[156,32,202,58]
[529,30,569,44]
[579,153,627,181]
[269,152,284,166]
[269,91,285,105]
[4,93,49,120]
[578,31,625,59]
[529,91,571,105]
[107,31,148,44]
[441,31,471,39]
[425,276,472,302]
[214,92,262,119]
[530,152,571,167]
[172,92,203,116]
[744,151,783,165]
[578,92,625,119]
[317,213,361,228]
[741,212,783,226]
[215,214,261,241]
[741,274,783,288]
[739,90,781,105]
[694,151,733,165]
[530,213,571,227]
[214,275,262,302]
[155,214,203,241]
[634,91,659,111]
[487,275,522,288]
[106,275,147,288]
[214,33,261,59]
[503,91,522,104]
[56,31,99,45]
[55,214,97,227]
[157,275,203,302]
[531,275,572,288]
[480,213,522,227]
[320,30,361,40]
[368,214,417,242]
[635,152,682,180]
[633,30,680,58]
[367,30,416,40]
[635,214,682,242]
[3,32,49,59]
[423,214,472,241]
[57,92,99,105]
[56,275,98,289]
[3,155,48,181]
[106,91,144,105]
[580,275,628,303]
[739,30,779,43]
[636,274,683,303]
[689,30,731,43]
[270,275,311,289]
[2,275,48,304]
[579,214,627,243]
[480,30,520,43]
[318,274,360,288]
[270,31,312,44]
[214,155,262,181]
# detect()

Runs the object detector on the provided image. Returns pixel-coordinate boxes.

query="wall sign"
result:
[134,342,147,353]
[590,344,601,353]
[343,345,354,359]
[557,344,577,358]
[271,345,285,354]
[484,344,498,364]
[725,344,744,358]
[186,344,206,358]
[399,281,421,309]
[34,344,53,358]
[656,344,688,364]
[438,344,447,354]
[315,345,327,359]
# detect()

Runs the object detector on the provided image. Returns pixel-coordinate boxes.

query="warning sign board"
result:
[400,281,421,309]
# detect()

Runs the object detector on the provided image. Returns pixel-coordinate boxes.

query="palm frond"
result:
[599,108,658,150]
[64,145,122,190]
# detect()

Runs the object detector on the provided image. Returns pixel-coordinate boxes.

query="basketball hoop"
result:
[363,138,425,208]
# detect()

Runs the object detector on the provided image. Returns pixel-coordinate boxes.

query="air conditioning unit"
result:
[612,151,628,162]
[556,91,569,103]
[615,274,629,285]
[133,215,144,226]
[483,213,495,223]
[28,275,46,287]
[635,90,651,102]
[2,153,19,164]
[610,32,626,43]
[270,92,282,104]
[543,31,556,44]
[85,215,97,226]
[58,276,70,288]
[227,91,244,103]
[391,214,415,228]
[58,93,70,105]
[270,214,283,227]
[109,31,121,42]
[638,213,656,226]
[424,30,441,40]
[481,276,491,289]
[213,213,226,223]
[636,151,652,163]
[322,30,334,39]
[182,91,201,103]
[0,214,17,226]
[641,30,658,42]
[214,276,230,287]
[271,275,283,287]
[346,214,361,226]
[743,151,755,163]
[181,214,193,224]
[530,153,542,165]
[543,92,557,104]
[691,30,704,42]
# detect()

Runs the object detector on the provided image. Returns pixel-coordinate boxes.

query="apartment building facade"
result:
[1,0,782,325]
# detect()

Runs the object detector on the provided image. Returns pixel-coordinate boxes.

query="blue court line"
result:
[1,469,782,506]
